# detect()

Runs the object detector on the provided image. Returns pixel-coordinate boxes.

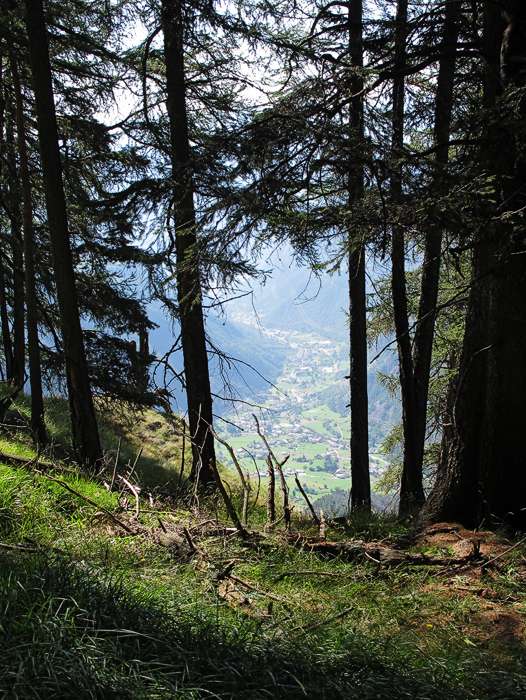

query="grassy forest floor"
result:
[0,399,526,698]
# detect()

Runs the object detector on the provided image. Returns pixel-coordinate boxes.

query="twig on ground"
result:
[290,605,355,636]
[0,541,41,553]
[37,471,136,534]
[273,570,349,582]
[481,534,526,570]
[118,475,141,519]
[127,447,143,481]
[295,474,320,526]
[0,450,51,471]
[228,574,293,606]
[0,541,67,555]
[182,526,198,553]
[209,459,248,539]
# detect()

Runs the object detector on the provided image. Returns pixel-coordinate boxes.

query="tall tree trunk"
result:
[0,56,14,382]
[11,50,47,445]
[398,0,461,518]
[160,0,216,486]
[5,102,25,389]
[423,1,526,528]
[389,0,421,515]
[348,0,370,513]
[24,0,101,466]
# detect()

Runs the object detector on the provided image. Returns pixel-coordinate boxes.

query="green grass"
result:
[1,394,189,491]
[0,420,526,698]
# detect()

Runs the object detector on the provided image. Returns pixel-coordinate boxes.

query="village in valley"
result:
[217,321,392,511]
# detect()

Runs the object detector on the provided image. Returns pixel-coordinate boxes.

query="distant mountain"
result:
[147,255,399,442]
[147,301,289,409]
[229,260,349,341]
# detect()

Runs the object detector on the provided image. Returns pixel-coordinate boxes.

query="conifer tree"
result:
[160,0,216,485]
[24,0,102,466]
[423,0,526,528]
[10,48,47,444]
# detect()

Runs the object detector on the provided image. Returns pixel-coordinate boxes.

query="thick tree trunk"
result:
[347,0,370,513]
[423,2,526,528]
[11,50,47,445]
[160,0,216,486]
[24,0,101,466]
[398,0,460,518]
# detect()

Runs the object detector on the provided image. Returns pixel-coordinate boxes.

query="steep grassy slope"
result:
[1,395,188,490]
[0,404,526,698]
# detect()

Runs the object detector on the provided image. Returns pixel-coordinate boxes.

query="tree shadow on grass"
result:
[1,551,525,700]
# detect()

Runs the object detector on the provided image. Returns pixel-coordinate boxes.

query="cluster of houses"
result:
[219,325,386,492]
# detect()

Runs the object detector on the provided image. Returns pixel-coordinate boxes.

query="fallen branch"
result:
[0,450,52,471]
[209,460,248,540]
[118,475,141,519]
[0,541,42,553]
[0,540,67,555]
[289,536,485,567]
[228,574,293,606]
[37,471,137,535]
[295,474,320,526]
[182,526,198,553]
[274,569,350,582]
[481,534,526,570]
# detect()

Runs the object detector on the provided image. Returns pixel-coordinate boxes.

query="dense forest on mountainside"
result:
[0,0,526,697]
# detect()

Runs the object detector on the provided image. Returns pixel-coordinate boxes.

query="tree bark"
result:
[398,0,461,518]
[10,49,47,445]
[160,0,216,486]
[4,100,25,389]
[423,1,526,528]
[0,56,14,382]
[347,0,370,513]
[137,325,150,394]
[0,256,13,381]
[24,0,101,466]
[389,0,421,516]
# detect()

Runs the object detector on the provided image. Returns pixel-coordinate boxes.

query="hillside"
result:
[1,401,525,698]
